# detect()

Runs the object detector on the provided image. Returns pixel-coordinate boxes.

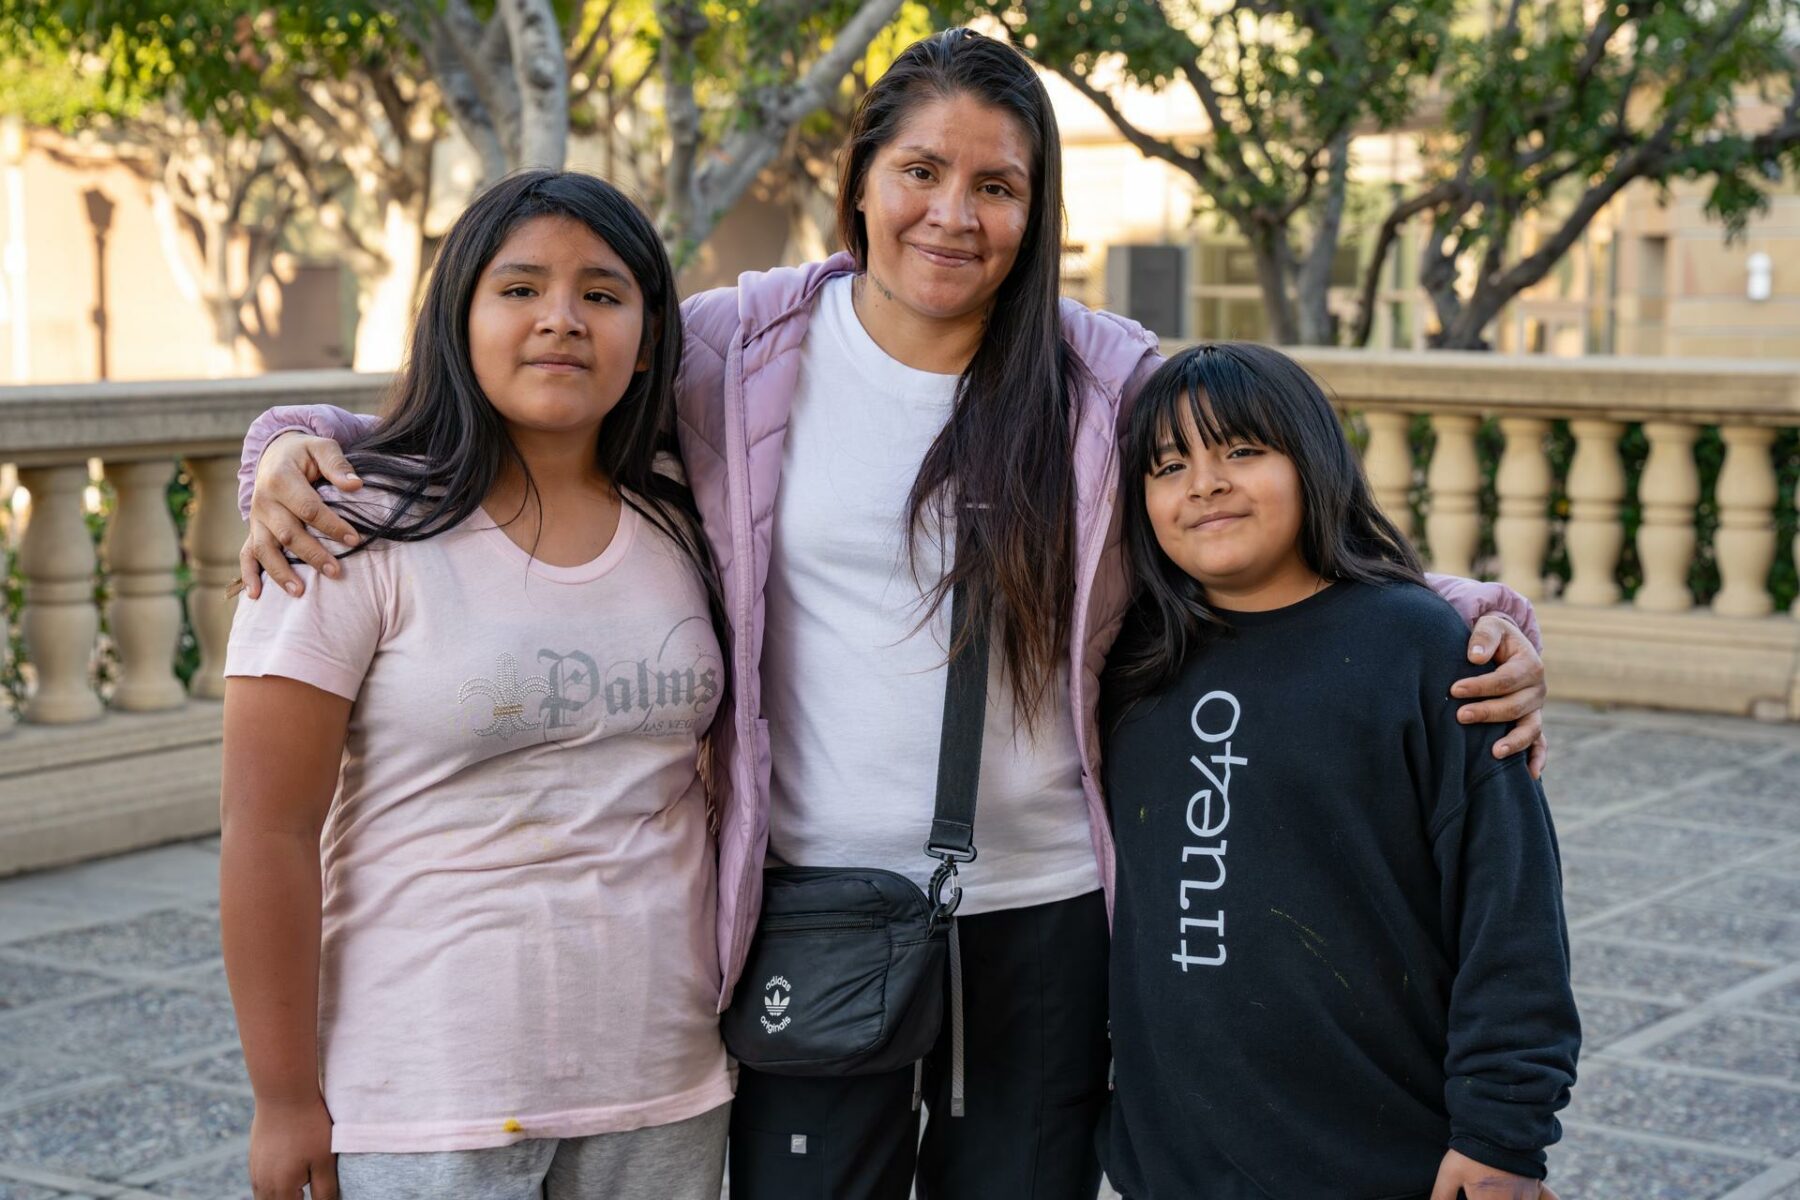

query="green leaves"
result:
[0,0,397,134]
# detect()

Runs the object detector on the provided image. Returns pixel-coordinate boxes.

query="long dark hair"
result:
[1109,343,1424,712]
[838,28,1080,724]
[331,170,726,660]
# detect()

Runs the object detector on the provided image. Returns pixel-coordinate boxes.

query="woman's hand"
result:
[239,433,364,600]
[1429,1148,1558,1200]
[1451,614,1549,779]
[249,1094,338,1200]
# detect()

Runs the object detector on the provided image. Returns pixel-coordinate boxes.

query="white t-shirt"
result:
[762,274,1100,914]
[225,499,732,1153]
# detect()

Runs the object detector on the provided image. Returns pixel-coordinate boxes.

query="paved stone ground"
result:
[0,702,1796,1199]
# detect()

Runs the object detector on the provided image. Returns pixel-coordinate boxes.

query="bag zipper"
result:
[761,914,883,934]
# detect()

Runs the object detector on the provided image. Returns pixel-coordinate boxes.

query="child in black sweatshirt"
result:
[1100,343,1579,1200]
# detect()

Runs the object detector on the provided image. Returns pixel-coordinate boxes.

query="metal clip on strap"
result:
[926,576,987,927]
[923,575,988,1113]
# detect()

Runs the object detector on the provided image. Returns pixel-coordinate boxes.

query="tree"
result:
[384,0,911,264]
[0,3,307,373]
[952,0,1451,344]
[251,9,446,370]
[655,0,907,263]
[1355,0,1800,349]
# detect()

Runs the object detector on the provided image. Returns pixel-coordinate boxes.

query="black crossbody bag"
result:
[721,576,987,1098]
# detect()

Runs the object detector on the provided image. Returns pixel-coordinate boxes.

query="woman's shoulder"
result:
[681,254,857,356]
[1058,299,1162,387]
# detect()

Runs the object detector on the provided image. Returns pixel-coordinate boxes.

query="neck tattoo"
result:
[858,271,898,305]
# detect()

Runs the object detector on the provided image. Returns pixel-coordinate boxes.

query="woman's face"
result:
[856,91,1034,323]
[468,214,649,440]
[1144,401,1314,608]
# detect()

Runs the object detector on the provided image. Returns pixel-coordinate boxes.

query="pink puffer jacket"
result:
[240,252,1540,1009]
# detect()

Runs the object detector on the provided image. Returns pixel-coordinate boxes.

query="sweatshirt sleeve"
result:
[238,406,382,520]
[1429,756,1580,1179]
[1425,574,1543,652]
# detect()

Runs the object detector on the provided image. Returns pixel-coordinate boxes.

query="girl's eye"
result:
[586,291,619,305]
[501,285,535,298]
[1227,445,1264,459]
[1151,460,1182,478]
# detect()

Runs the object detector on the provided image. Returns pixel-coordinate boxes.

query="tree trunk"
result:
[1293,131,1350,346]
[503,0,568,170]
[206,298,244,377]
[352,197,427,372]
[1248,227,1300,345]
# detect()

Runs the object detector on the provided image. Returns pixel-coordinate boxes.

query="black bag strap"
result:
[926,576,989,916]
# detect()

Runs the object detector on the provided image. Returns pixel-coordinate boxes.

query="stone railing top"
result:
[0,370,389,465]
[5,353,1800,468]
[1161,343,1800,425]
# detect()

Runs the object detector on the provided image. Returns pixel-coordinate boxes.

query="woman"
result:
[234,29,1547,1200]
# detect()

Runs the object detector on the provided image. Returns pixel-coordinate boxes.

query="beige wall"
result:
[0,131,348,385]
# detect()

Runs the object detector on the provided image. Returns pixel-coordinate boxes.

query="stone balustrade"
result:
[1,359,1796,875]
[0,371,385,874]
[1262,348,1800,721]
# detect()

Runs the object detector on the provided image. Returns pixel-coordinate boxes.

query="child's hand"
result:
[249,1095,338,1199]
[1429,1148,1558,1199]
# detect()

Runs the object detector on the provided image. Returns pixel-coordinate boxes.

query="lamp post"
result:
[83,188,113,379]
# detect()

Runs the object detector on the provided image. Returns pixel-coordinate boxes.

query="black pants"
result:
[728,889,1111,1200]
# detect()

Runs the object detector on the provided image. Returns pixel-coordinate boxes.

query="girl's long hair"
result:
[838,28,1082,725]
[331,170,727,666]
[1109,342,1425,715]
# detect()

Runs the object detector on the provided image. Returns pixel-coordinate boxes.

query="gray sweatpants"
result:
[335,1102,729,1198]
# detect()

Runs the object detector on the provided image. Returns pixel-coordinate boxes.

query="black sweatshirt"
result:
[1100,579,1579,1200]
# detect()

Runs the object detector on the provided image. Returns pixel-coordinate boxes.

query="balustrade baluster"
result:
[1426,414,1482,577]
[1563,419,1626,607]
[17,464,102,722]
[182,455,246,698]
[102,458,187,710]
[1712,425,1777,618]
[1493,418,1551,600]
[1362,409,1416,541]
[1635,423,1700,612]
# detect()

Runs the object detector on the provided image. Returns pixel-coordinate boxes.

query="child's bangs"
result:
[1135,347,1290,471]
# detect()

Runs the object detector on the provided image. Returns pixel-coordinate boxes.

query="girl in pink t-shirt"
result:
[220,172,733,1198]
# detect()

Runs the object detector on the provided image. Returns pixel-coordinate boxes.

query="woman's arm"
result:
[221,674,352,1200]
[236,409,378,600]
[1426,576,1549,777]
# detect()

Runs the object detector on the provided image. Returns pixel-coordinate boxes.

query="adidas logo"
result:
[760,974,793,1034]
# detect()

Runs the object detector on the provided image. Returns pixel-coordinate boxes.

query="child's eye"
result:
[501,285,535,298]
[586,291,620,305]
[1150,460,1183,478]
[1227,445,1265,459]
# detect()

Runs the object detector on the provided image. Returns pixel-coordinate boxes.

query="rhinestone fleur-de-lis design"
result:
[458,652,551,738]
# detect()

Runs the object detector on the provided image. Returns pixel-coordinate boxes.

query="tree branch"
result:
[680,0,903,253]
[420,8,508,181]
[566,0,614,77]
[1057,63,1243,220]
[1349,179,1461,347]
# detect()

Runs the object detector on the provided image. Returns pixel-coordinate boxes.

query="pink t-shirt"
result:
[225,496,732,1153]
